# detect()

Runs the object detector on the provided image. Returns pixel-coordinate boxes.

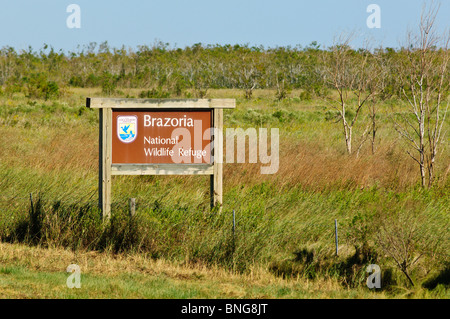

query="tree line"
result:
[0,40,327,98]
[0,38,447,101]
[0,40,435,100]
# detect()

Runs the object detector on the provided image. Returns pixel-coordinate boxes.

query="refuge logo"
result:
[117,115,137,143]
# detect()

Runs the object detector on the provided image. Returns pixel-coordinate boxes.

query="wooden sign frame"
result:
[86,98,235,219]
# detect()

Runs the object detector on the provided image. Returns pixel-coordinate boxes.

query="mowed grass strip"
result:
[0,242,393,299]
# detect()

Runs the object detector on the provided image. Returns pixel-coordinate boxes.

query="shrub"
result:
[85,74,100,87]
[68,75,84,87]
[101,72,117,96]
[24,73,60,100]
[139,88,171,99]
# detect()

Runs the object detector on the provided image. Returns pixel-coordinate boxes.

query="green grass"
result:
[2,242,445,299]
[0,88,449,298]
[1,269,209,299]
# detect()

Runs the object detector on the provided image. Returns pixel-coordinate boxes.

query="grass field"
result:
[0,242,402,299]
[0,88,449,298]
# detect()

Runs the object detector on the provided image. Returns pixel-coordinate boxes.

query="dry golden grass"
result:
[224,137,430,192]
[0,242,391,299]
[3,88,448,192]
[2,119,445,196]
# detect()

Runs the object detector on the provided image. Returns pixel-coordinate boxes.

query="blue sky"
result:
[0,0,449,52]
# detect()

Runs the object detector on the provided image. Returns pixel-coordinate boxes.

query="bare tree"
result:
[235,53,263,100]
[323,34,379,155]
[376,212,423,287]
[367,48,394,155]
[0,47,16,85]
[367,97,378,155]
[392,3,449,187]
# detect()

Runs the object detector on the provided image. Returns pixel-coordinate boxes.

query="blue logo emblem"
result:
[117,116,137,143]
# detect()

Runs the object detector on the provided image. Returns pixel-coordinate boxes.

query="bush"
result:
[43,81,60,100]
[139,88,171,99]
[299,90,312,101]
[24,73,60,100]
[85,74,100,87]
[68,75,84,87]
[101,72,117,96]
[4,77,24,97]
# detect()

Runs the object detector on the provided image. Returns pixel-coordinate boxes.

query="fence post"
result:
[232,209,236,237]
[29,193,34,214]
[335,219,339,256]
[129,198,136,218]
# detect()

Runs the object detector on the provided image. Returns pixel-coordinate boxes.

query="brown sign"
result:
[112,110,212,164]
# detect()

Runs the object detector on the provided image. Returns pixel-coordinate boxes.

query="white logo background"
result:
[117,116,138,143]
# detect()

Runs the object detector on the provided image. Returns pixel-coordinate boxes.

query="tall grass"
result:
[0,89,448,293]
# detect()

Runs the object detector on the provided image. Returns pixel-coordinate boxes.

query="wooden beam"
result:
[100,108,112,220]
[111,164,214,175]
[211,108,223,210]
[89,98,233,216]
[98,109,103,212]
[86,98,235,109]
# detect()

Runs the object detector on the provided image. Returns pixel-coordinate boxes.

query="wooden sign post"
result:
[86,98,235,219]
